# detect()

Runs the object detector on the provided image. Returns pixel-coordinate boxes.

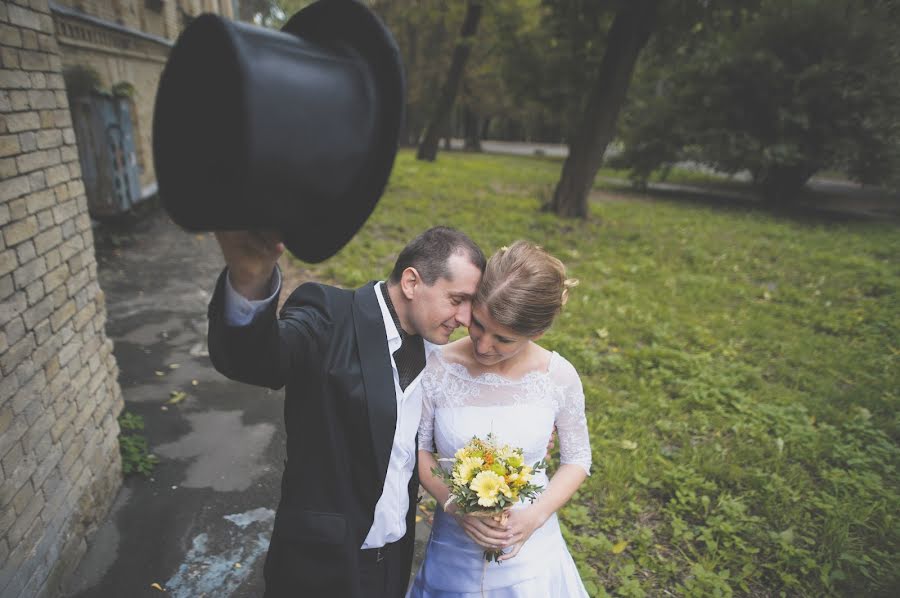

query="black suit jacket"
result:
[208,272,418,597]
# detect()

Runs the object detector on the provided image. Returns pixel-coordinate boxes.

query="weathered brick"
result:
[50,299,76,333]
[27,169,45,192]
[22,411,52,452]
[72,300,96,331]
[34,227,61,254]
[3,313,26,349]
[0,24,23,47]
[3,215,37,246]
[32,442,61,489]
[0,174,30,203]
[12,253,46,287]
[43,246,59,269]
[7,91,29,112]
[15,238,35,263]
[46,73,64,90]
[0,406,12,437]
[0,248,16,277]
[19,28,38,51]
[24,277,43,304]
[0,157,16,178]
[43,353,59,381]
[0,291,27,324]
[36,206,54,230]
[18,130,37,152]
[32,331,60,375]
[9,198,27,220]
[0,69,31,89]
[65,267,88,296]
[0,274,13,301]
[32,318,50,345]
[21,293,52,329]
[8,5,41,30]
[0,134,20,158]
[0,332,35,376]
[38,110,53,129]
[26,89,55,109]
[61,127,75,145]
[42,263,67,293]
[29,70,46,88]
[35,128,61,150]
[45,163,69,186]
[60,145,78,163]
[0,46,19,69]
[19,50,49,72]
[7,488,42,548]
[17,148,59,173]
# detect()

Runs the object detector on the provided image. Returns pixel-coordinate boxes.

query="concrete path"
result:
[62,205,430,597]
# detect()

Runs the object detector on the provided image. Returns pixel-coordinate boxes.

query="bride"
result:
[407,241,592,597]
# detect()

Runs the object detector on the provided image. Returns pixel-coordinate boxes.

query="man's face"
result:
[406,253,482,344]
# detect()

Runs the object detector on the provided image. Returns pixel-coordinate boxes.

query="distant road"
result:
[444,139,898,219]
[447,139,897,202]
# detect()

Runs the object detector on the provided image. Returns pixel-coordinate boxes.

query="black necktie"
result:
[380,285,425,390]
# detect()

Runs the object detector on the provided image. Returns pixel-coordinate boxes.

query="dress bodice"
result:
[418,348,592,478]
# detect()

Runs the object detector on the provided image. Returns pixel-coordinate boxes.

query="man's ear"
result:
[400,267,420,300]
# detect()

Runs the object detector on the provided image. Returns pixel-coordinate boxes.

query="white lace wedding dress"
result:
[407,349,592,597]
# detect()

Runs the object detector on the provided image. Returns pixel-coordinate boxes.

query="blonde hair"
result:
[475,241,578,337]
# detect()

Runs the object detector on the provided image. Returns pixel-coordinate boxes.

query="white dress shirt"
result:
[223,273,426,549]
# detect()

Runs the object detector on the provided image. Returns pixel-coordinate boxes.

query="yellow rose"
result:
[453,457,484,485]
[470,471,506,507]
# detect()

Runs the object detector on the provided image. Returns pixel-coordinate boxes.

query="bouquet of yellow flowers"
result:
[433,433,546,562]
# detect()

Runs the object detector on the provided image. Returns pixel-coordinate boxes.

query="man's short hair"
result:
[389,227,486,285]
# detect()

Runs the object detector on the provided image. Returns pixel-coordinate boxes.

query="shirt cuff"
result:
[223,267,282,326]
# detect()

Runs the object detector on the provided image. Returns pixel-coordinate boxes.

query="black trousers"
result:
[358,541,410,598]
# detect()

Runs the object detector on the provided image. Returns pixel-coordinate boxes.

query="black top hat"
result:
[152,0,404,262]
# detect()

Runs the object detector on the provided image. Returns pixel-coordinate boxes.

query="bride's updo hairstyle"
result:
[475,241,578,337]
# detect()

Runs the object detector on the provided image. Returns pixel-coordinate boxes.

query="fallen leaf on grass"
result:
[167,391,187,405]
[612,540,629,554]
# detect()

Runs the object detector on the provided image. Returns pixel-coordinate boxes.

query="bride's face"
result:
[467,304,532,366]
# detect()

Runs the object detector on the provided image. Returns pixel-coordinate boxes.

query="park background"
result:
[0,1,898,597]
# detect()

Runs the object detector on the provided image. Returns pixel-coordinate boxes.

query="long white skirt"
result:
[407,507,589,597]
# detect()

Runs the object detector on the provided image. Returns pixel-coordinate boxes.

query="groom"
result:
[208,227,485,598]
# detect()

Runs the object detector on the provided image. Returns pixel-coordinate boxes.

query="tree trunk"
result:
[417,1,483,162]
[551,0,661,218]
[463,106,482,151]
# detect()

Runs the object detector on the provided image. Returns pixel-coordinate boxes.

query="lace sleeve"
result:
[554,356,592,475]
[417,353,443,453]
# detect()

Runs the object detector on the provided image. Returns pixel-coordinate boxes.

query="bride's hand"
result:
[498,506,547,561]
[447,505,511,551]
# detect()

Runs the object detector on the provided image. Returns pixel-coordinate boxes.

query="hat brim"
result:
[280,0,404,263]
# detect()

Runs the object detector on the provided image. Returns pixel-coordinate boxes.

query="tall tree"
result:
[416,0,483,161]
[549,0,661,217]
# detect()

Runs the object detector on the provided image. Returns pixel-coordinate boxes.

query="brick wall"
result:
[0,0,124,596]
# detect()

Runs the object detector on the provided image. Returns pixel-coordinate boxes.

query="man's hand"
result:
[214,231,284,300]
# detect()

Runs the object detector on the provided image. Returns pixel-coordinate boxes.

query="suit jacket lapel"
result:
[352,282,396,486]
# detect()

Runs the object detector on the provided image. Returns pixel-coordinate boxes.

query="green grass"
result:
[297,150,900,597]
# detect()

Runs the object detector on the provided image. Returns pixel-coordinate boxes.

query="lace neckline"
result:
[434,348,559,386]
